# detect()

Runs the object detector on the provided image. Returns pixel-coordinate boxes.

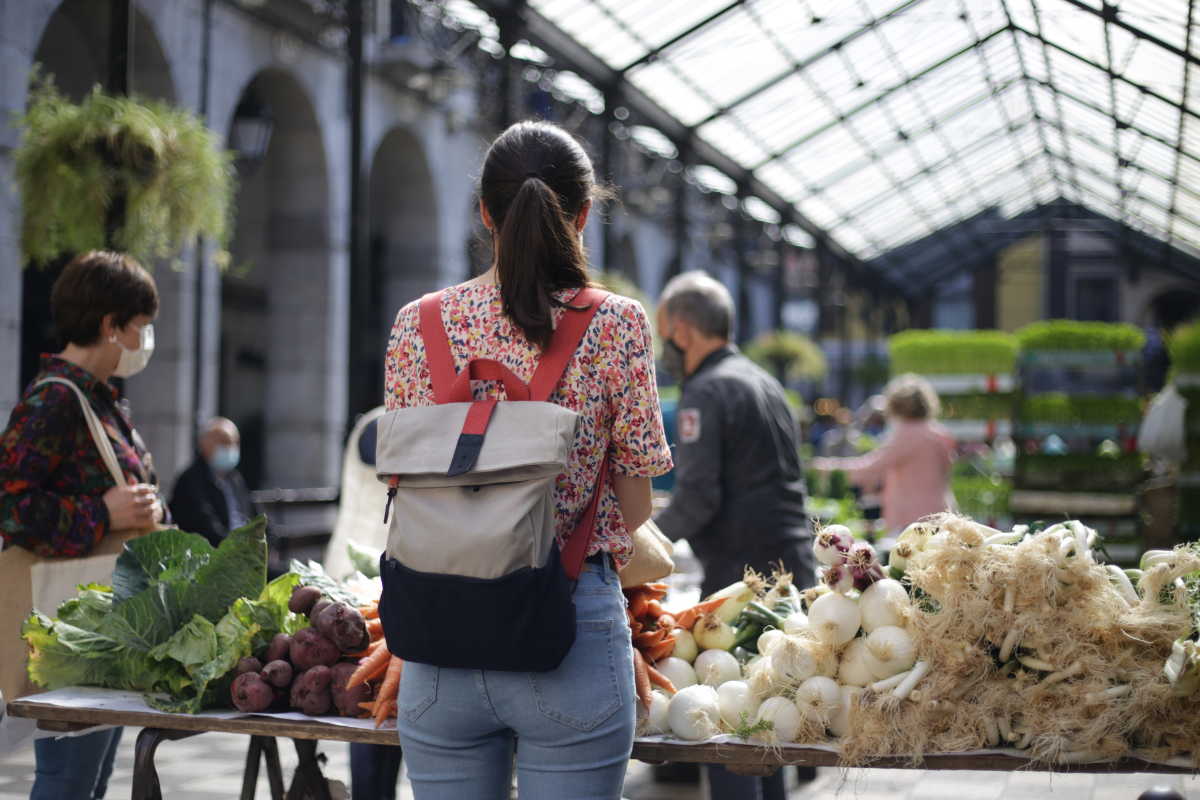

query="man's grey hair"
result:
[658,272,735,339]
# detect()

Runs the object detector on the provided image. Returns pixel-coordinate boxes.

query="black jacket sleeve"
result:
[169,461,229,549]
[655,386,723,543]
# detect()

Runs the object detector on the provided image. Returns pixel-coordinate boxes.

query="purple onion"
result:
[814,525,855,566]
[845,542,881,580]
[823,563,855,594]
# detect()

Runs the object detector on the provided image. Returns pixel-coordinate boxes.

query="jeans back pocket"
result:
[398,663,439,722]
[528,619,622,731]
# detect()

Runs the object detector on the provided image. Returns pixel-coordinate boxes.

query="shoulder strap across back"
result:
[414,286,611,580]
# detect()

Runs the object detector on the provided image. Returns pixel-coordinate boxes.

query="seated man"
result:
[170,417,261,548]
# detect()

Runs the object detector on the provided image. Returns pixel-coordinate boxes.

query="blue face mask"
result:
[211,445,240,474]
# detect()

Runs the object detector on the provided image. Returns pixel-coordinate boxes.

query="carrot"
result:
[642,635,677,664]
[625,583,668,601]
[627,592,649,619]
[645,664,677,694]
[674,597,727,631]
[632,628,666,649]
[374,656,403,728]
[359,605,379,619]
[644,599,665,620]
[375,699,396,729]
[657,614,676,631]
[348,643,392,689]
[358,700,376,719]
[632,648,653,710]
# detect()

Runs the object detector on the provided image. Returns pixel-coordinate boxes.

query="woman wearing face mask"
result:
[0,250,166,800]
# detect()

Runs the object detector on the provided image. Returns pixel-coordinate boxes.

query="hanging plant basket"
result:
[12,72,236,268]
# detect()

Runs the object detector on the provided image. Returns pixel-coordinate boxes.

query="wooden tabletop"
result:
[9,697,1193,774]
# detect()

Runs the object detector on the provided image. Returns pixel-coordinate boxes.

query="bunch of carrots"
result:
[624,583,727,710]
[344,603,403,728]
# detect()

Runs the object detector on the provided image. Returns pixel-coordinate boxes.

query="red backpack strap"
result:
[528,287,609,402]
[530,287,612,581]
[418,291,457,405]
[560,451,611,581]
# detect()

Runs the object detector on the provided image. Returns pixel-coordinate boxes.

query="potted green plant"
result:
[12,72,235,268]
[744,329,827,383]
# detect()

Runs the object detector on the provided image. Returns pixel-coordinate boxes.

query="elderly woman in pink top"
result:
[812,374,957,533]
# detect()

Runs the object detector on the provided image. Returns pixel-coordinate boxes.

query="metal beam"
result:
[691,0,933,127]
[621,0,745,74]
[479,0,879,277]
[1166,0,1197,271]
[1013,21,1198,122]
[1000,0,1065,201]
[754,26,1009,172]
[1058,0,1200,68]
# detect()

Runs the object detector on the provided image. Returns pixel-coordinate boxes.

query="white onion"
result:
[654,657,697,692]
[828,684,859,737]
[795,676,842,729]
[671,628,699,664]
[783,611,809,635]
[717,680,760,728]
[693,614,736,651]
[897,521,935,550]
[861,625,917,680]
[767,635,816,686]
[646,690,671,734]
[758,628,785,653]
[808,591,862,646]
[837,638,877,687]
[667,685,721,740]
[754,696,802,743]
[695,649,741,688]
[858,579,909,633]
[706,581,756,623]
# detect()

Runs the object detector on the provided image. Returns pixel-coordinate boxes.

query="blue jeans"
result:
[396,556,635,800]
[32,727,123,800]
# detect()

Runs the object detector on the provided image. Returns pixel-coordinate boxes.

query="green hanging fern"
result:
[12,72,235,268]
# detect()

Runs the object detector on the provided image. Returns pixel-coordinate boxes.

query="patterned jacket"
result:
[0,355,167,557]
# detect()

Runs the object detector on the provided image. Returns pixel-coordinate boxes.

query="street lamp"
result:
[229,92,274,175]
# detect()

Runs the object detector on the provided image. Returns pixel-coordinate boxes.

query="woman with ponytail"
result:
[383,121,673,798]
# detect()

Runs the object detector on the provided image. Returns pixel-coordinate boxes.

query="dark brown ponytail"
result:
[479,121,604,350]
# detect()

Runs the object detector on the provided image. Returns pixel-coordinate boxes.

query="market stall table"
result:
[7,689,1193,800]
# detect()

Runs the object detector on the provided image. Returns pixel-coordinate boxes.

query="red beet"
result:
[235,657,263,677]
[288,585,323,615]
[260,660,293,688]
[330,663,373,717]
[266,633,291,664]
[231,673,273,713]
[315,602,368,654]
[290,628,339,671]
[290,676,332,716]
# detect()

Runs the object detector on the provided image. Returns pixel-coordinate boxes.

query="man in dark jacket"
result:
[655,272,815,597]
[170,417,261,548]
[654,272,815,800]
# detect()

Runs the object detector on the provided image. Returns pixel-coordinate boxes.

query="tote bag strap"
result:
[34,378,126,488]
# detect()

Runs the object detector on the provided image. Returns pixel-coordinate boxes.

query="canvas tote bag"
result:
[376,287,614,673]
[0,378,151,702]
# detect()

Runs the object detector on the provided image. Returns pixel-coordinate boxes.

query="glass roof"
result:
[526,0,1200,279]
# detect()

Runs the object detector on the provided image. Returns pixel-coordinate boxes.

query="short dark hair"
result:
[659,272,734,339]
[51,251,159,347]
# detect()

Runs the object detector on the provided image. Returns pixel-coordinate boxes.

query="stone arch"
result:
[221,69,335,490]
[1141,286,1200,331]
[19,1,179,393]
[354,126,439,413]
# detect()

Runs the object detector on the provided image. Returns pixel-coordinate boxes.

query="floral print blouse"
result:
[384,284,673,569]
[0,355,166,557]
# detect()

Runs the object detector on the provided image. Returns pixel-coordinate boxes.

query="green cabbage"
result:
[21,516,306,713]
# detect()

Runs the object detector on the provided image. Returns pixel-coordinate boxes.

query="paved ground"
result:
[0,729,1197,799]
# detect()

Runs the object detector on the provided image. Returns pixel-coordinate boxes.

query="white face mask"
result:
[111,323,155,379]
